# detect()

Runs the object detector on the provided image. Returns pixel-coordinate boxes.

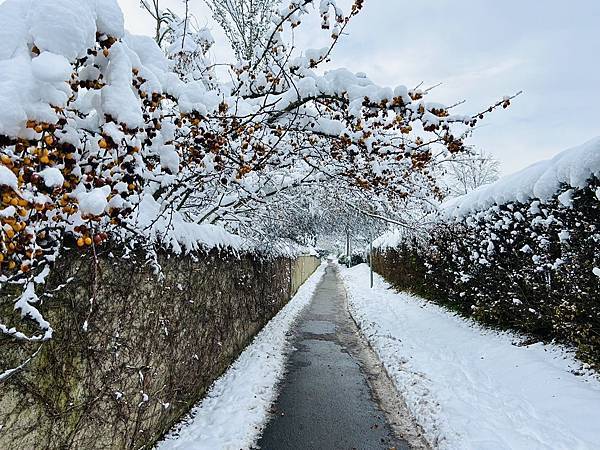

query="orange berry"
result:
[84,237,92,246]
[77,237,85,247]
[8,261,16,270]
[99,139,108,149]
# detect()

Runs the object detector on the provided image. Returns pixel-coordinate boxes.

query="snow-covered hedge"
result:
[375,138,600,367]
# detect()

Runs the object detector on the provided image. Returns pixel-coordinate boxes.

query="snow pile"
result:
[156,264,325,450]
[444,137,600,217]
[341,264,600,450]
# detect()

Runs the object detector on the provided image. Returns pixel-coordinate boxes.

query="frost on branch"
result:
[0,0,512,370]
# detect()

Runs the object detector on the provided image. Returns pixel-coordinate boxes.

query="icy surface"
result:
[156,264,325,450]
[341,264,600,450]
[444,137,600,217]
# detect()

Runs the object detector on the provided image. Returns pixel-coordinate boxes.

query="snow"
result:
[557,189,574,208]
[37,167,64,188]
[0,0,30,61]
[101,42,144,128]
[76,187,110,216]
[94,0,125,38]
[156,264,325,450]
[444,137,600,217]
[558,230,571,242]
[341,264,600,450]
[30,0,97,60]
[123,32,170,72]
[31,52,72,82]
[373,229,404,250]
[159,145,180,175]
[0,165,18,191]
[0,0,128,135]
[593,267,600,278]
[131,194,243,253]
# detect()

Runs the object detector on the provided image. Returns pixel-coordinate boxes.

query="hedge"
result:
[374,177,600,368]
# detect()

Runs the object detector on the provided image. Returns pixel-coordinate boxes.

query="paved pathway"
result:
[257,263,411,450]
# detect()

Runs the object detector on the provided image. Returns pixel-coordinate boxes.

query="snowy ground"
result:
[156,264,326,450]
[341,264,600,450]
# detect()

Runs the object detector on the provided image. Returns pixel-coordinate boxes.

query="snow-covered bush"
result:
[375,138,600,367]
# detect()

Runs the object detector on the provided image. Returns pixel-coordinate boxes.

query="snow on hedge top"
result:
[443,137,600,217]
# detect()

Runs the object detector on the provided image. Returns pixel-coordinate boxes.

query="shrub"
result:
[375,177,600,368]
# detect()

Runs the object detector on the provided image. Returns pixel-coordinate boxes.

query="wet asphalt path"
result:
[257,264,410,450]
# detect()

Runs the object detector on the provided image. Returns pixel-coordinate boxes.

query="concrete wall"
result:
[0,246,319,450]
[290,255,322,297]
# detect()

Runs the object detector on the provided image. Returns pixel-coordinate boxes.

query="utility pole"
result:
[346,229,351,268]
[369,237,374,288]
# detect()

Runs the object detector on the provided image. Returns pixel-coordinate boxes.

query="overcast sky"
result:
[117,1,599,174]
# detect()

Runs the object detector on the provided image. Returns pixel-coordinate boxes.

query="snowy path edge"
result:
[156,263,326,450]
[340,264,600,450]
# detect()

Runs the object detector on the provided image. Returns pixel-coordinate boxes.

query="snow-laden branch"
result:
[0,0,514,354]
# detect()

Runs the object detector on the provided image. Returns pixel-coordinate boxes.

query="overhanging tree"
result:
[0,0,516,374]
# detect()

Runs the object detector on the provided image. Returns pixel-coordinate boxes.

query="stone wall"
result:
[0,245,319,449]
